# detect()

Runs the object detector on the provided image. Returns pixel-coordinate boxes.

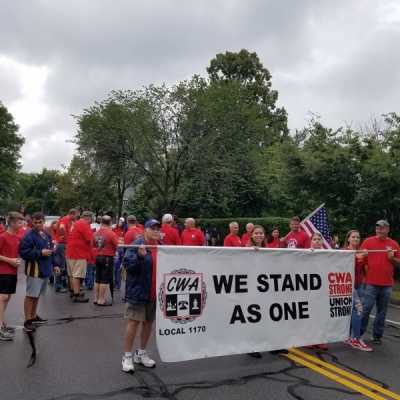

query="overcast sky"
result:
[1,0,399,173]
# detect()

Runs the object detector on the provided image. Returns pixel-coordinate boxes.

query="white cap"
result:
[163,213,173,222]
[119,217,125,222]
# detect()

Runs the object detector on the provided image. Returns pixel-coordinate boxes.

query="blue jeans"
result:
[114,267,122,289]
[350,284,363,339]
[85,264,95,289]
[54,244,66,291]
[360,284,392,337]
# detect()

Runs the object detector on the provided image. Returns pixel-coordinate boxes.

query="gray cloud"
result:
[0,0,399,172]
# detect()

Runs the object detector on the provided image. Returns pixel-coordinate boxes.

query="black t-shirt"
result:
[211,230,219,238]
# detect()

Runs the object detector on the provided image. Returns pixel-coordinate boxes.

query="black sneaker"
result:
[73,297,89,303]
[270,349,289,355]
[32,315,47,325]
[23,320,36,332]
[248,352,262,358]
[373,334,382,344]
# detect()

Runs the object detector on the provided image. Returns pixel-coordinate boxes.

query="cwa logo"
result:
[158,269,207,324]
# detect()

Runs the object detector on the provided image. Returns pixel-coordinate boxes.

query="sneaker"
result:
[316,344,328,350]
[372,334,382,344]
[122,356,134,372]
[2,322,16,333]
[352,338,372,351]
[32,315,47,325]
[343,338,354,345]
[0,326,14,340]
[134,350,156,368]
[248,352,262,358]
[270,349,289,355]
[73,297,89,303]
[97,301,112,306]
[55,288,67,293]
[304,345,314,349]
[23,320,36,332]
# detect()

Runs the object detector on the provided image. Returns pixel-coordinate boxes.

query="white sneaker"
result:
[0,325,14,341]
[134,350,156,368]
[122,356,134,372]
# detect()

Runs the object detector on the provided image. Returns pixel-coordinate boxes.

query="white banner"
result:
[156,247,355,362]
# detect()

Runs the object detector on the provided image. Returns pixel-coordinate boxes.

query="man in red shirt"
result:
[66,211,93,303]
[93,216,119,306]
[124,215,144,245]
[16,221,31,239]
[360,220,400,344]
[160,214,181,245]
[181,218,206,246]
[0,212,24,341]
[224,222,242,247]
[241,223,254,247]
[281,216,311,249]
[54,209,79,293]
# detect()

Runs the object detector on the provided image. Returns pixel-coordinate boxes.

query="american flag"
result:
[20,203,25,215]
[300,204,332,249]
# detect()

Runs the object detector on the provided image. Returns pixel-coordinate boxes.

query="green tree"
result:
[0,101,25,200]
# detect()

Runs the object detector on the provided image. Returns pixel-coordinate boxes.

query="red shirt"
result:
[87,248,97,265]
[147,240,158,301]
[344,247,365,286]
[267,238,282,248]
[181,228,206,246]
[55,216,71,244]
[93,228,119,256]
[112,227,125,238]
[16,226,31,239]
[224,234,242,247]
[241,233,250,246]
[160,224,181,245]
[0,232,21,275]
[0,224,5,234]
[124,227,144,244]
[285,231,310,249]
[66,220,93,259]
[137,223,144,230]
[361,236,400,286]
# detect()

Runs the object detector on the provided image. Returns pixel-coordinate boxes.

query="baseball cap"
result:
[127,215,136,222]
[119,217,125,222]
[163,213,173,222]
[81,211,92,218]
[376,220,389,228]
[145,219,161,229]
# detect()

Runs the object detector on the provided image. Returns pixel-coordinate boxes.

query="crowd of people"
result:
[0,211,399,372]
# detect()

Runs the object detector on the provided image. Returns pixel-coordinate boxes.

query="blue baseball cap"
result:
[376,220,389,228]
[144,219,161,229]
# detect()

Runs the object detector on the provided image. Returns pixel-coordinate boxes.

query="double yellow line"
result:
[285,348,400,400]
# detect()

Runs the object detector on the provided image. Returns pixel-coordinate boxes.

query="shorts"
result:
[0,274,18,295]
[66,258,87,278]
[95,255,114,284]
[124,300,156,322]
[26,276,47,298]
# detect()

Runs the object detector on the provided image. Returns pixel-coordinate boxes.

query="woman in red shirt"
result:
[265,227,283,248]
[112,220,125,238]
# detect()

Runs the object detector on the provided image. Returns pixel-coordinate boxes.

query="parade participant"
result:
[266,227,282,248]
[122,219,163,372]
[54,209,79,293]
[45,219,59,249]
[25,214,33,228]
[332,236,340,249]
[210,227,220,246]
[360,220,400,344]
[66,211,93,303]
[90,216,102,232]
[112,219,125,238]
[342,230,372,351]
[181,218,206,246]
[136,219,144,231]
[0,212,24,340]
[246,225,288,356]
[223,222,242,247]
[124,215,144,245]
[20,212,61,331]
[304,233,328,350]
[16,220,31,239]
[114,237,124,291]
[0,216,6,234]
[171,215,183,238]
[241,223,254,247]
[281,216,310,249]
[160,214,181,245]
[93,216,119,306]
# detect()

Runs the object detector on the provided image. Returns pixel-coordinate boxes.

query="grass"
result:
[391,290,400,300]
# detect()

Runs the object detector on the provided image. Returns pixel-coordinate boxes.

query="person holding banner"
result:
[342,230,372,351]
[121,219,164,373]
[281,216,310,249]
[304,233,328,350]
[266,227,283,248]
[223,222,242,247]
[360,220,400,345]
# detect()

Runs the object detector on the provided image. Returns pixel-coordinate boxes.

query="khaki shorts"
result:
[124,300,156,322]
[66,258,87,279]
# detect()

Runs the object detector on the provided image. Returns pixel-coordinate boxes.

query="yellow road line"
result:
[285,353,386,400]
[287,348,400,400]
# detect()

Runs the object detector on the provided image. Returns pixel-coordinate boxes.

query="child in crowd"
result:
[114,237,124,291]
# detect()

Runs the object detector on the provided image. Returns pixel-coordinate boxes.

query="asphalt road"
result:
[1,272,400,400]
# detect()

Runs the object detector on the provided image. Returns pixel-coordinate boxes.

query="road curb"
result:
[390,297,400,307]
